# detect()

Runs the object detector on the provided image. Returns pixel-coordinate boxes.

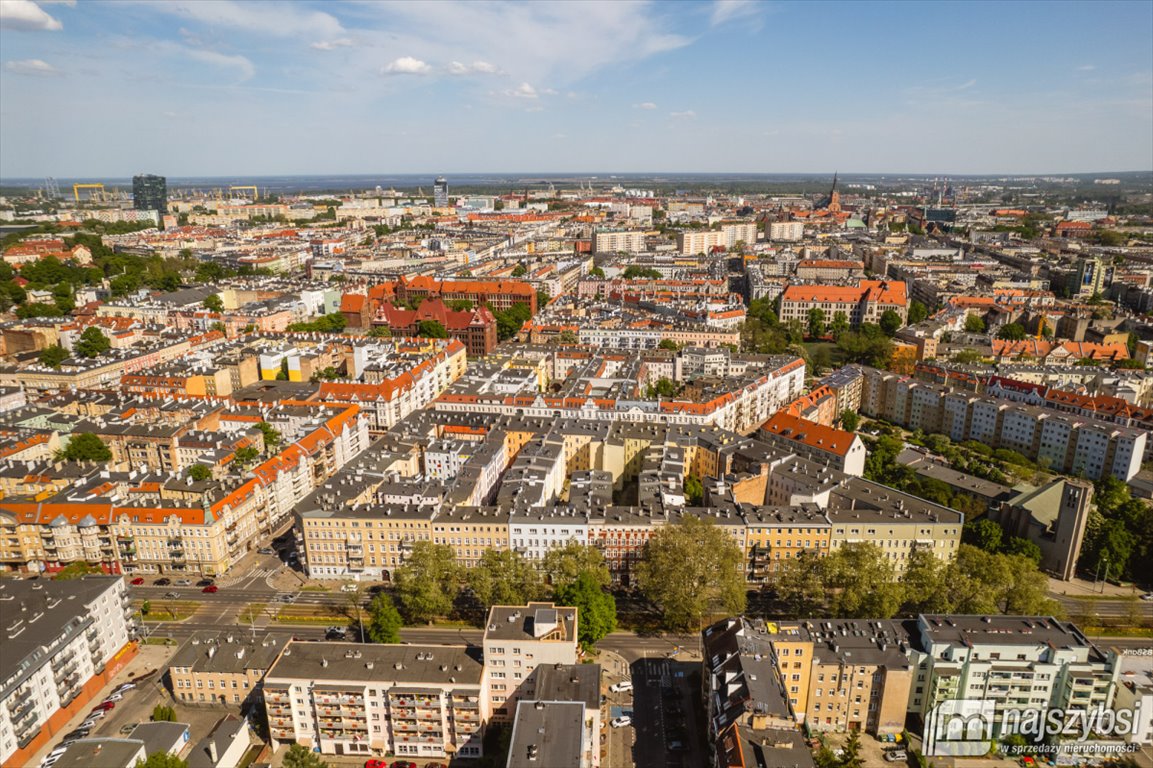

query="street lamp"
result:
[1100,557,1110,594]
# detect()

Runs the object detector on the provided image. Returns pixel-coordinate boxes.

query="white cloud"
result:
[504,82,538,99]
[311,38,353,51]
[184,47,256,81]
[148,0,344,39]
[634,101,658,110]
[5,57,61,75]
[710,0,762,26]
[1077,64,1096,72]
[0,0,63,31]
[382,56,431,75]
[670,110,696,119]
[447,60,499,75]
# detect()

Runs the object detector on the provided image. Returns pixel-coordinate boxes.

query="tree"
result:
[234,446,260,466]
[840,410,859,432]
[187,464,211,482]
[997,323,1027,341]
[256,421,282,452]
[282,744,329,768]
[588,267,605,278]
[636,517,746,631]
[901,547,953,614]
[367,325,392,338]
[203,294,224,312]
[807,307,827,338]
[907,300,930,325]
[964,315,988,334]
[556,329,580,344]
[417,319,449,338]
[830,310,849,339]
[555,572,617,649]
[823,543,903,618]
[511,264,528,277]
[53,562,101,580]
[366,592,403,644]
[774,551,825,616]
[469,549,545,609]
[841,729,863,768]
[57,433,112,462]
[879,309,903,336]
[1003,536,1042,564]
[963,518,1004,553]
[135,755,188,768]
[622,266,662,279]
[151,704,176,722]
[493,303,532,341]
[658,338,680,351]
[74,326,111,358]
[394,542,461,623]
[542,541,610,591]
[646,377,678,398]
[683,474,704,506]
[39,344,67,369]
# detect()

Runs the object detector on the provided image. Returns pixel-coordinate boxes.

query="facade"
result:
[482,603,579,721]
[0,577,135,767]
[593,229,648,254]
[264,641,487,760]
[778,280,908,328]
[132,174,168,215]
[167,632,285,707]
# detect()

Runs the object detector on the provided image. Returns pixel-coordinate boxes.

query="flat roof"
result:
[507,700,585,768]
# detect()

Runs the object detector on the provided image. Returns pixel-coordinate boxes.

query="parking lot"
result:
[629,658,706,768]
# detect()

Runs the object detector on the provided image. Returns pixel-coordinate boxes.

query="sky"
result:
[1,0,1151,179]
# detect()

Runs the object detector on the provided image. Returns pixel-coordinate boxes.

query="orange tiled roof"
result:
[761,411,858,457]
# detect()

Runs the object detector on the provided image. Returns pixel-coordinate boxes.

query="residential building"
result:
[483,603,579,721]
[778,281,908,328]
[132,174,167,215]
[0,577,135,767]
[167,631,286,707]
[759,412,866,476]
[264,641,486,760]
[507,701,586,768]
[593,229,648,254]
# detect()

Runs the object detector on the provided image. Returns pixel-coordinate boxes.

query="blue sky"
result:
[1,0,1150,178]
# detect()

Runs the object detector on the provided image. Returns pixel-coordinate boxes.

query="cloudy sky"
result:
[1,0,1150,178]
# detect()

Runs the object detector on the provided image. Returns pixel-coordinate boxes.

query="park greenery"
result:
[286,313,346,333]
[1079,476,1153,582]
[56,433,112,462]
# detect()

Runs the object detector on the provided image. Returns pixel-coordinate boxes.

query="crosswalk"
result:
[216,567,276,587]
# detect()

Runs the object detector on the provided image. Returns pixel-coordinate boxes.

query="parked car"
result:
[95,701,116,711]
[174,579,192,586]
[202,585,219,593]
[197,579,214,587]
[129,577,145,585]
[1142,593,1153,601]
[609,680,633,693]
[611,716,632,728]
[103,693,123,702]
[258,547,275,555]
[885,750,908,762]
[364,761,387,768]
[119,724,137,735]
[389,761,417,768]
[154,578,171,586]
[340,584,359,593]
[325,628,347,640]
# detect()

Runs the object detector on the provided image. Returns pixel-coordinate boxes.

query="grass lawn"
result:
[300,584,330,592]
[238,603,267,623]
[137,602,200,622]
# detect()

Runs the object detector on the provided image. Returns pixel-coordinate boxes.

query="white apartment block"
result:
[264,642,487,760]
[768,221,805,242]
[0,577,134,766]
[593,230,648,254]
[483,604,579,721]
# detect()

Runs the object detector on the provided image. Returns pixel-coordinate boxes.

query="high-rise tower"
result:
[433,176,449,207]
[132,174,168,214]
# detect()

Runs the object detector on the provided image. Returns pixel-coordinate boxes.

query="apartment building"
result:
[794,260,866,281]
[264,642,486,760]
[511,664,602,768]
[742,506,832,583]
[0,577,135,767]
[507,701,588,768]
[909,615,1120,735]
[593,229,648,254]
[861,367,1146,481]
[483,604,579,721]
[778,281,908,328]
[767,221,805,242]
[759,412,866,476]
[392,275,537,313]
[167,632,285,707]
[677,223,758,255]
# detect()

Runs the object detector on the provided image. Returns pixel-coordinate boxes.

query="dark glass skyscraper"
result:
[132,174,167,214]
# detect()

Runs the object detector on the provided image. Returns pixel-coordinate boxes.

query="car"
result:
[103,693,123,702]
[611,716,632,728]
[389,762,417,768]
[174,579,192,586]
[340,584,359,593]
[1142,593,1153,601]
[96,701,116,711]
[277,593,296,603]
[62,729,89,740]
[364,761,387,768]
[129,577,145,585]
[258,547,275,555]
[202,585,219,593]
[114,682,136,693]
[164,591,180,599]
[196,578,214,587]
[885,750,908,762]
[119,724,137,735]
[40,757,61,768]
[154,578,171,586]
[425,763,448,768]
[609,680,633,693]
[325,628,347,640]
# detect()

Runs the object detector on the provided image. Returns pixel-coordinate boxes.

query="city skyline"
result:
[1,0,1151,178]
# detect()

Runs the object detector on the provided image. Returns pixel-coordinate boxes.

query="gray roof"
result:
[128,721,190,756]
[53,738,146,768]
[484,603,577,643]
[265,641,483,687]
[0,576,121,692]
[168,631,285,675]
[507,700,585,768]
[527,663,601,710]
[187,714,250,768]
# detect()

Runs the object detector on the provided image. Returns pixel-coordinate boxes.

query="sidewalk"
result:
[1049,575,1144,598]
